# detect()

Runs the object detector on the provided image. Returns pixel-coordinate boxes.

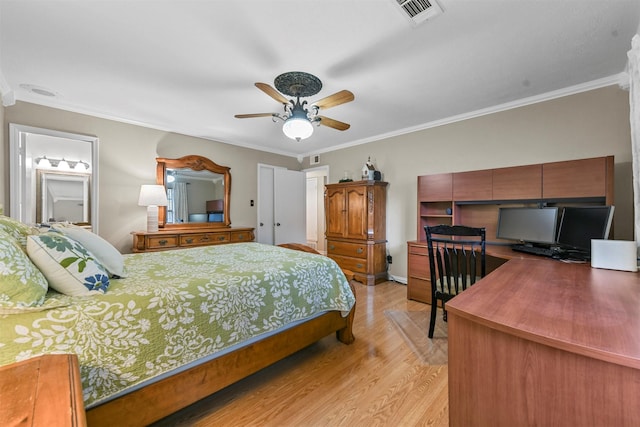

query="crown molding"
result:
[301,73,627,158]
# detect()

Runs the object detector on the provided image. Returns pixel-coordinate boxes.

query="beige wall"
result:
[0,102,4,214]
[2,101,300,253]
[311,86,633,281]
[2,86,633,281]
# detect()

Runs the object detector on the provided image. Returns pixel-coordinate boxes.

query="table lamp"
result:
[138,185,168,232]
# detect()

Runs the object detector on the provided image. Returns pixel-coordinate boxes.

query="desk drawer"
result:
[180,232,230,246]
[329,255,367,274]
[327,241,367,259]
[409,252,430,279]
[407,277,432,304]
[146,235,178,249]
[409,244,428,256]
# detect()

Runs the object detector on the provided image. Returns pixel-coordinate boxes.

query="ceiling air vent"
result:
[395,0,443,25]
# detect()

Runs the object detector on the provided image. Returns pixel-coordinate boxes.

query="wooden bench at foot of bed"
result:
[85,244,356,427]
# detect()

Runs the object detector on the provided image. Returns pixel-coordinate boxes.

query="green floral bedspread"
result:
[0,242,355,408]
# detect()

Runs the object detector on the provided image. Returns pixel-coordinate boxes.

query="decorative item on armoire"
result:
[339,171,353,183]
[361,157,381,181]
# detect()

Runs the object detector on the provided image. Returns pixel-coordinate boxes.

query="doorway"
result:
[304,166,329,253]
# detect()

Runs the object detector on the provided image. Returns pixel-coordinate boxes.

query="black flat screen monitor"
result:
[556,206,614,252]
[188,213,208,222]
[496,207,559,245]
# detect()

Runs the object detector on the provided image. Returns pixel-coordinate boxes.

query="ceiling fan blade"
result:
[234,113,276,119]
[255,82,289,104]
[312,90,354,109]
[318,116,350,131]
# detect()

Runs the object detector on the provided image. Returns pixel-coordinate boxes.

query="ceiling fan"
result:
[235,71,354,142]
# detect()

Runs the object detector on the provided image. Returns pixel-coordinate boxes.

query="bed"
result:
[0,225,356,427]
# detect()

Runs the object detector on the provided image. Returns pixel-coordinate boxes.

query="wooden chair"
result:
[424,225,486,338]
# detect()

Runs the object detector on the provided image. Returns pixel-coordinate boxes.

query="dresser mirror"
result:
[156,155,231,229]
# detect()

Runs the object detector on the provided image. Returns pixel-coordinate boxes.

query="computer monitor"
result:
[188,213,208,222]
[556,206,614,252]
[496,207,559,245]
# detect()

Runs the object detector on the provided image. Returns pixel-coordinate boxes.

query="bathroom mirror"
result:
[9,124,98,231]
[36,170,91,224]
[156,155,231,229]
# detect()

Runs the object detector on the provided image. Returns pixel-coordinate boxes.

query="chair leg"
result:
[443,302,447,322]
[428,298,438,339]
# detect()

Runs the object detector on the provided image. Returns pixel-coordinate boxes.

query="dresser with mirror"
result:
[131,155,254,252]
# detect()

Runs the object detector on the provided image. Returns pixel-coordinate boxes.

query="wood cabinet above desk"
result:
[416,156,614,240]
[132,227,255,252]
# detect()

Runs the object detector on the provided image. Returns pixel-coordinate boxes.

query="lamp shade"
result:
[138,185,168,207]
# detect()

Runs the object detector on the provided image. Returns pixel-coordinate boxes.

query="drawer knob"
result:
[218,236,225,241]
[185,238,193,244]
[237,234,244,239]
[329,244,335,250]
[159,239,168,246]
[357,263,364,269]
[356,248,363,254]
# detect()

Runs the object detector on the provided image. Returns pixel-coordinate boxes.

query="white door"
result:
[257,165,306,245]
[257,165,275,244]
[274,168,306,244]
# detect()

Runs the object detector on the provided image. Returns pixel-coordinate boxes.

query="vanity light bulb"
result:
[37,157,52,168]
[58,159,70,170]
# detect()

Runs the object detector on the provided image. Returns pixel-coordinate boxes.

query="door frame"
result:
[303,165,329,253]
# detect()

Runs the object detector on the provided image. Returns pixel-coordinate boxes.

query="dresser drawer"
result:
[329,255,368,274]
[327,241,367,259]
[147,235,178,249]
[230,230,253,242]
[180,232,230,246]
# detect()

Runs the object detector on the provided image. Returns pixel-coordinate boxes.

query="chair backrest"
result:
[424,225,486,299]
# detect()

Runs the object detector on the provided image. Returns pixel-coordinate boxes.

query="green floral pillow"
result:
[27,233,110,296]
[0,230,48,312]
[0,214,39,250]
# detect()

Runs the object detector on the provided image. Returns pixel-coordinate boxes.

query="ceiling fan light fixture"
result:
[282,116,314,142]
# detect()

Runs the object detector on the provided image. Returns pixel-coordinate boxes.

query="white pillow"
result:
[27,233,110,296]
[52,224,126,278]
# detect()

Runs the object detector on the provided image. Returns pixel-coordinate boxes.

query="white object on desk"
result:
[591,239,638,272]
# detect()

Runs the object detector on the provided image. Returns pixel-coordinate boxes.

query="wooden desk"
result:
[0,354,86,426]
[446,258,640,426]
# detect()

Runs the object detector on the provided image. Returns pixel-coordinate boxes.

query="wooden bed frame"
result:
[86,245,356,426]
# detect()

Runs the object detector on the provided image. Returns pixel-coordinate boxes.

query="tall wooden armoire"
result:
[325,180,388,285]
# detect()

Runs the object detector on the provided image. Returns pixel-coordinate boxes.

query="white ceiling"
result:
[1,0,639,159]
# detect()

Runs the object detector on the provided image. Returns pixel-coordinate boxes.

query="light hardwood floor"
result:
[152,281,449,427]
